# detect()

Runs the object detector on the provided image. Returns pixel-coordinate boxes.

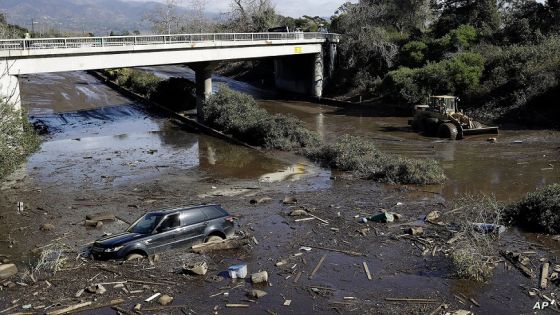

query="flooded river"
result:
[1,68,558,315]
[137,65,560,202]
[18,71,329,194]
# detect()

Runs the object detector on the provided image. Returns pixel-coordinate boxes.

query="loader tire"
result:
[424,118,439,136]
[438,123,458,140]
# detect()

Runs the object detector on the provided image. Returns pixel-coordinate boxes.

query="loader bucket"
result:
[462,126,499,136]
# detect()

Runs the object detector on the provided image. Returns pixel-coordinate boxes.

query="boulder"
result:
[158,295,173,306]
[0,264,17,280]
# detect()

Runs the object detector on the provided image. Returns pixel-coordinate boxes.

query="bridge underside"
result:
[0,41,327,116]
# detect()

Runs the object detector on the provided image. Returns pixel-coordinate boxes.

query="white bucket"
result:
[228,264,248,279]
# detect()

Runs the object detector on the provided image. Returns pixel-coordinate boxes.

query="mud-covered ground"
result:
[1,71,560,314]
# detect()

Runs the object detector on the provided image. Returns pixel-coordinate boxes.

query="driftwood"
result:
[501,251,535,278]
[309,255,326,279]
[48,302,92,315]
[300,244,364,257]
[191,238,249,254]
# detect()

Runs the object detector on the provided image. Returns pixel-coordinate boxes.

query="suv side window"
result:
[202,206,226,220]
[157,214,180,232]
[180,209,207,226]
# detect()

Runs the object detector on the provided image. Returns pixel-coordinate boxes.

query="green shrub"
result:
[383,52,485,103]
[306,135,446,185]
[506,184,560,234]
[0,104,41,179]
[400,40,428,67]
[125,71,161,97]
[203,86,321,150]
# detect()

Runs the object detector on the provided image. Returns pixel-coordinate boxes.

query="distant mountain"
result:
[0,0,189,35]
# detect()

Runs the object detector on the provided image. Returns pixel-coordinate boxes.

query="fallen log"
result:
[192,238,249,254]
[300,244,364,257]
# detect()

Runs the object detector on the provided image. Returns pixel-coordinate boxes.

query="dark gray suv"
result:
[91,204,235,260]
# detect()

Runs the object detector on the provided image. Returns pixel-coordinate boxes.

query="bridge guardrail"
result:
[0,32,340,51]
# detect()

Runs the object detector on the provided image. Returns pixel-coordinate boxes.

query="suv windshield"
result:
[127,213,163,234]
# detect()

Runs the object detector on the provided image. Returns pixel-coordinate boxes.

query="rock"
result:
[282,196,297,205]
[368,212,394,223]
[86,212,116,222]
[425,211,440,223]
[134,304,142,311]
[158,295,173,306]
[251,271,268,284]
[487,137,497,143]
[248,289,267,299]
[407,227,423,236]
[450,311,473,315]
[289,209,308,217]
[0,264,17,280]
[528,289,538,297]
[392,213,403,221]
[40,223,55,231]
[183,261,208,276]
[86,284,106,294]
[2,281,15,288]
[95,221,104,230]
[250,197,272,205]
[553,264,560,273]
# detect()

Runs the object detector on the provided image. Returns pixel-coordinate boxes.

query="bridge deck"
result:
[0,32,339,58]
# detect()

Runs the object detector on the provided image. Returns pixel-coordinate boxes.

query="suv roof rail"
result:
[153,204,220,214]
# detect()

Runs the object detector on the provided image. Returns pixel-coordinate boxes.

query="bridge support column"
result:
[312,52,324,98]
[191,62,218,121]
[0,74,21,111]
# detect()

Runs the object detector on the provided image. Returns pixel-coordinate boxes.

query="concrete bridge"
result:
[0,32,339,116]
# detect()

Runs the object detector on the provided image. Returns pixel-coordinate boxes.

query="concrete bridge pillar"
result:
[191,62,218,121]
[312,52,324,98]
[0,74,21,111]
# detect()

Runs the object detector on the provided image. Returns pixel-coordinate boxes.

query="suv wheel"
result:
[125,253,145,261]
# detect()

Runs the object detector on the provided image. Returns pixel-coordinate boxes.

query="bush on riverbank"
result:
[306,135,446,185]
[505,184,560,234]
[0,104,41,179]
[103,69,196,110]
[203,86,321,150]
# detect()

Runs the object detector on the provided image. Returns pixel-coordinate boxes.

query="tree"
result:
[144,0,184,34]
[227,0,278,32]
[432,0,501,36]
[185,0,214,32]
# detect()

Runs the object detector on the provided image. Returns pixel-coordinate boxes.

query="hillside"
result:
[0,0,176,35]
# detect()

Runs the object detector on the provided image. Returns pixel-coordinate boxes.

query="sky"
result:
[130,0,357,18]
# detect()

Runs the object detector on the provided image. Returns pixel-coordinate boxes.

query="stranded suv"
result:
[91,204,235,260]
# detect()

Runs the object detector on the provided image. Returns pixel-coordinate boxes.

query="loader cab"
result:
[429,96,458,114]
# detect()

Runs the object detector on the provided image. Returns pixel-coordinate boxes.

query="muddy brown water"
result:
[141,65,560,202]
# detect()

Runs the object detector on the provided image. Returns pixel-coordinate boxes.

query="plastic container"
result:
[228,264,248,279]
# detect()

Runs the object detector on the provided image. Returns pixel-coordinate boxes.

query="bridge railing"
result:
[0,32,340,51]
